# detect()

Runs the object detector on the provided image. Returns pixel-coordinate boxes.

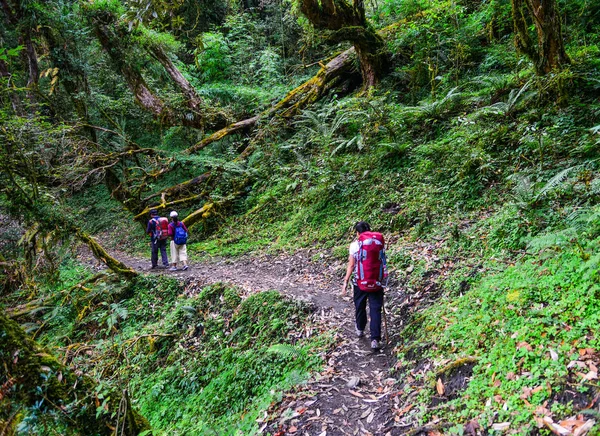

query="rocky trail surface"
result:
[80,247,415,435]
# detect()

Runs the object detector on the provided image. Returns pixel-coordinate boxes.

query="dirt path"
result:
[82,248,403,435]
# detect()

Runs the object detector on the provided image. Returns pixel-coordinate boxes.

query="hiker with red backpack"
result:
[342,221,388,350]
[146,209,170,270]
[168,211,189,271]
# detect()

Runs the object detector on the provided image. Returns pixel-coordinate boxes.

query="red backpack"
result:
[153,217,169,240]
[356,231,387,292]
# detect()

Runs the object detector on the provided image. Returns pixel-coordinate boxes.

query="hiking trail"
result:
[80,245,412,435]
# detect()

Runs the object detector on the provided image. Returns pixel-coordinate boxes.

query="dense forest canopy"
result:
[2,0,600,433]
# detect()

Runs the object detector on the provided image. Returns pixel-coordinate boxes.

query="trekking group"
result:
[146,209,189,271]
[146,213,387,351]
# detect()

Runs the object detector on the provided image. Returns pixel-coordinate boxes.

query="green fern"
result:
[267,343,305,359]
[536,165,583,199]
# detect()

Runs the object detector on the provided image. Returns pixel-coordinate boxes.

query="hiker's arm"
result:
[341,254,354,296]
[146,221,152,236]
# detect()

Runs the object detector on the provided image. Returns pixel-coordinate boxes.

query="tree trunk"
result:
[0,58,23,115]
[146,44,228,130]
[511,0,569,74]
[0,311,150,434]
[88,10,229,130]
[299,0,388,89]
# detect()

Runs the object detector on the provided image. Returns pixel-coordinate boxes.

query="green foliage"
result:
[397,211,600,432]
[20,273,325,435]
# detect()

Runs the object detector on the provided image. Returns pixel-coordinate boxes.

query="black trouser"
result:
[353,285,384,340]
[151,238,169,267]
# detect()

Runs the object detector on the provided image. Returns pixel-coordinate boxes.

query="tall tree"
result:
[511,0,570,74]
[299,0,387,89]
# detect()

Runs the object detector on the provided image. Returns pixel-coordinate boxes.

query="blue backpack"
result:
[174,222,188,245]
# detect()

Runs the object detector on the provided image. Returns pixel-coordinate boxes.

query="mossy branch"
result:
[435,357,479,377]
[0,311,150,434]
[76,231,137,279]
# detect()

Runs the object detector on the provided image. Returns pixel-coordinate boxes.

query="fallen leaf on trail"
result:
[574,419,596,436]
[396,404,414,416]
[506,372,516,380]
[531,386,544,395]
[349,390,364,398]
[517,342,533,351]
[360,408,372,419]
[559,419,586,430]
[579,348,595,358]
[288,426,298,433]
[520,387,532,399]
[568,361,587,369]
[577,371,598,381]
[428,431,443,436]
[464,419,480,436]
[589,363,598,373]
[491,422,510,431]
[542,417,570,435]
[549,349,559,361]
[366,411,375,424]
[436,378,445,395]
[534,404,552,417]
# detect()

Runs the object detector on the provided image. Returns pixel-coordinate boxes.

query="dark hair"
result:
[150,209,158,216]
[354,221,371,234]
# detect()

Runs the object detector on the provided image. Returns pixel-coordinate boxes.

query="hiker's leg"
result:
[150,240,159,267]
[179,244,188,266]
[158,239,169,266]
[353,285,368,332]
[170,241,179,267]
[368,290,384,340]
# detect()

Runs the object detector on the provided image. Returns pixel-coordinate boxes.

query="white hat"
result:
[170,210,178,218]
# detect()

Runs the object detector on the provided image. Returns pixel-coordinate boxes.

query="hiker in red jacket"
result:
[168,211,189,271]
[146,209,169,270]
[342,221,387,350]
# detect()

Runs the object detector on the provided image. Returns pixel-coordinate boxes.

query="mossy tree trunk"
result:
[0,0,39,105]
[511,0,570,74]
[0,311,150,434]
[88,8,228,130]
[299,0,387,89]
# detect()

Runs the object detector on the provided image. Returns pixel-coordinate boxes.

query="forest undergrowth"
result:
[3,0,600,433]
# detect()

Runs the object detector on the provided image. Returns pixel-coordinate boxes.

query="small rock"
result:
[406,265,414,273]
[347,376,360,388]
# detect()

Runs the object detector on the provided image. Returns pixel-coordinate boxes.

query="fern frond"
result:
[267,343,305,359]
[536,165,583,200]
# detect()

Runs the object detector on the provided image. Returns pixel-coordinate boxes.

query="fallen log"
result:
[76,231,138,279]
[185,48,358,155]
